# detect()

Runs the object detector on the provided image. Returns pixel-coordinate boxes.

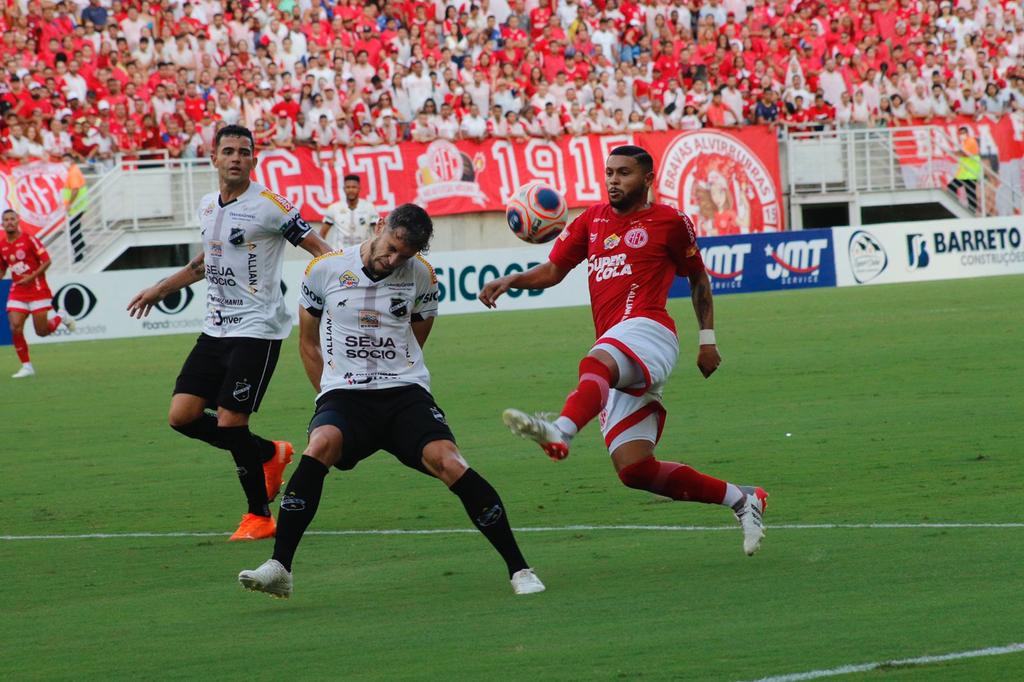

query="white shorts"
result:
[6,298,52,314]
[594,317,679,454]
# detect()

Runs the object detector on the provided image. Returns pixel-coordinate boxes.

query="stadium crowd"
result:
[2,0,1024,165]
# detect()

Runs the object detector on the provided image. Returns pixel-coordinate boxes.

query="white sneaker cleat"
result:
[61,314,76,332]
[238,559,292,599]
[502,409,570,460]
[11,365,35,379]
[734,490,767,556]
[511,568,546,595]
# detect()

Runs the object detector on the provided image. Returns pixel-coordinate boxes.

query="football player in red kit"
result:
[479,146,768,556]
[0,208,75,378]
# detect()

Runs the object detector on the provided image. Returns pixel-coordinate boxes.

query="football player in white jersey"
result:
[238,204,545,599]
[317,174,380,250]
[127,125,332,541]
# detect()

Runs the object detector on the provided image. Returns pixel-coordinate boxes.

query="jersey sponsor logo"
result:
[247,252,259,293]
[358,310,380,328]
[387,281,414,290]
[415,253,438,283]
[228,211,256,221]
[765,239,828,281]
[414,290,440,305]
[340,270,360,288]
[229,227,246,245]
[208,240,223,257]
[656,131,782,233]
[232,381,251,402]
[202,203,215,217]
[303,250,343,276]
[603,233,620,250]
[260,190,294,214]
[301,283,324,307]
[213,310,244,326]
[389,297,408,317]
[206,264,237,286]
[589,232,597,242]
[344,335,397,359]
[588,253,633,282]
[624,227,649,248]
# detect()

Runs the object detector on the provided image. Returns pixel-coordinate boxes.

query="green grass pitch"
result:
[3,275,1022,681]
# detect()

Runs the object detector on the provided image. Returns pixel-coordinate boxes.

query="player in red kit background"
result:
[0,208,75,378]
[479,146,768,556]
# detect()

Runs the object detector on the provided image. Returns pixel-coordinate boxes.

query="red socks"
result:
[12,332,30,363]
[48,315,62,333]
[617,456,727,504]
[559,355,614,432]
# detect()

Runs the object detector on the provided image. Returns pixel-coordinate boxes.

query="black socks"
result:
[450,468,529,578]
[218,425,270,516]
[272,456,329,571]
[172,413,276,462]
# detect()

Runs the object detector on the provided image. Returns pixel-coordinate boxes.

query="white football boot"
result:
[510,568,546,595]
[501,409,570,460]
[238,559,292,599]
[734,489,768,556]
[11,364,35,379]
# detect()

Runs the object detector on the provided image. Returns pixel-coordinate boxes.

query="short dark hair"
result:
[343,174,361,184]
[387,203,433,252]
[609,145,655,175]
[214,124,254,151]
[2,208,17,217]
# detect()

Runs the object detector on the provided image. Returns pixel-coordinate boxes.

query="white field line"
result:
[1,522,1021,541]
[739,642,1024,682]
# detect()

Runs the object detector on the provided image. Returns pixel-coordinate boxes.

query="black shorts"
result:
[173,333,282,414]
[309,385,456,472]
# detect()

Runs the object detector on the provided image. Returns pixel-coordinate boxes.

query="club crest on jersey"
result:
[15,249,25,260]
[625,227,649,249]
[208,240,223,257]
[604,234,621,250]
[340,270,360,288]
[358,309,380,328]
[229,227,245,245]
[389,297,408,317]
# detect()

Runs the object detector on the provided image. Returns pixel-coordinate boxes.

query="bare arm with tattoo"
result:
[688,269,721,378]
[126,250,206,319]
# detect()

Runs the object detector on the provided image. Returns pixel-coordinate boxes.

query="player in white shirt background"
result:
[238,204,545,599]
[318,174,381,251]
[127,124,332,542]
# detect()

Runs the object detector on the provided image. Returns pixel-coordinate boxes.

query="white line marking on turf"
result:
[0,522,1021,541]
[739,642,1024,682]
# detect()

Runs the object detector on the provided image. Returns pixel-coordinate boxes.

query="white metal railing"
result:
[783,125,1023,218]
[43,155,217,271]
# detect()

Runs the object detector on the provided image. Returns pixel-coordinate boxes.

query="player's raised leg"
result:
[503,349,620,460]
[612,437,768,556]
[420,440,544,595]
[30,308,71,337]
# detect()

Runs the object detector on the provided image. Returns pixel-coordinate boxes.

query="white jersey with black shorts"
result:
[173,181,313,414]
[298,247,453,471]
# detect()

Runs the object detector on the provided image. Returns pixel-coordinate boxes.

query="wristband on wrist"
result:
[699,329,716,346]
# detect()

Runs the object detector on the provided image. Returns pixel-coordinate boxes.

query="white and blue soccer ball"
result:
[505,182,567,244]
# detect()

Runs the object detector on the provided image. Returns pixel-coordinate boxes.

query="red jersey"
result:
[549,203,705,338]
[1,232,52,297]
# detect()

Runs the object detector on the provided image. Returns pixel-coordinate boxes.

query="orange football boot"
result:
[264,441,294,503]
[228,513,276,541]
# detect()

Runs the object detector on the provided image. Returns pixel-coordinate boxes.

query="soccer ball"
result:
[505,182,567,244]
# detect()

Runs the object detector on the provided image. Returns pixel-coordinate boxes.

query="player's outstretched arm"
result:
[689,270,722,379]
[478,260,569,308]
[126,250,206,319]
[298,306,324,393]
[298,231,332,258]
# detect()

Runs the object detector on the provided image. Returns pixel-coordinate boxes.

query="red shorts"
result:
[6,285,53,314]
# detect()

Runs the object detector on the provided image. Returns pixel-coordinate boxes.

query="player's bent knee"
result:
[422,440,467,484]
[305,426,343,467]
[617,456,659,491]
